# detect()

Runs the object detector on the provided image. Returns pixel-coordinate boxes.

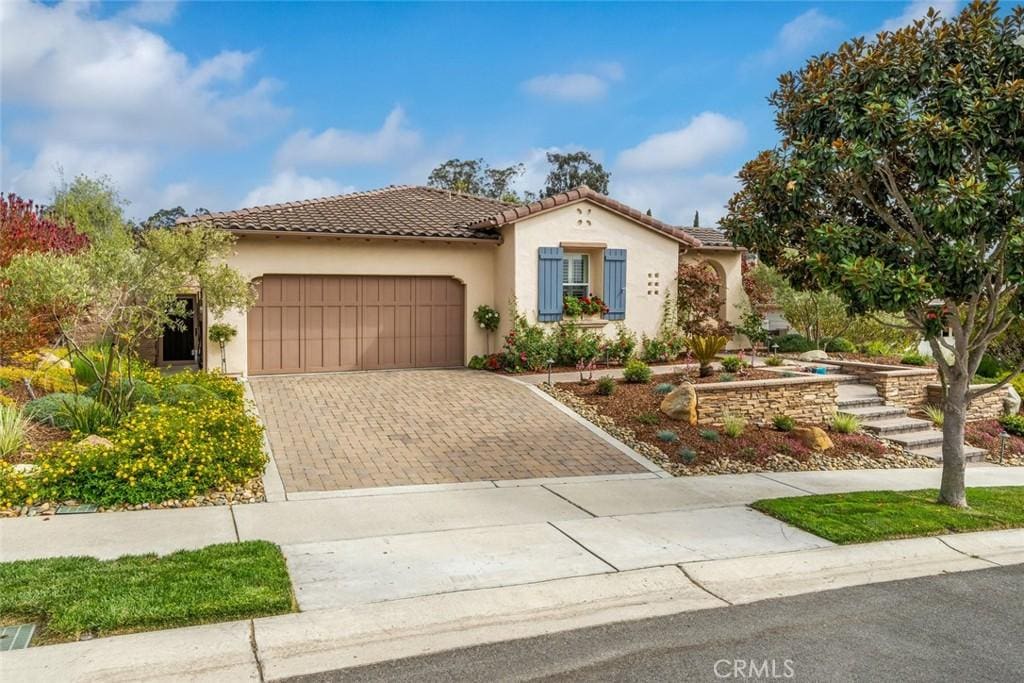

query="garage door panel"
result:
[248,275,462,374]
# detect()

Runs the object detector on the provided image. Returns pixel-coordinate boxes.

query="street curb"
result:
[8,530,1020,681]
[242,379,287,503]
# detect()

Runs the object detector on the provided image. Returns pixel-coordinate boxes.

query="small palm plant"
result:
[923,405,944,427]
[685,334,730,377]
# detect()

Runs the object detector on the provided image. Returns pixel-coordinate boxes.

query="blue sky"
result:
[1,1,960,224]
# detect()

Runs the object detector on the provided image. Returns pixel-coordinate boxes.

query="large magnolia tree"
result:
[721,1,1024,507]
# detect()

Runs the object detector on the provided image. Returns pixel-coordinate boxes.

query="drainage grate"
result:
[56,504,99,515]
[0,624,36,651]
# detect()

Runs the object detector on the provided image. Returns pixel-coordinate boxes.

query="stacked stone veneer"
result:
[925,384,1010,421]
[822,360,938,408]
[694,375,843,426]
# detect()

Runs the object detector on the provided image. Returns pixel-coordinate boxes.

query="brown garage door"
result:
[247,275,464,375]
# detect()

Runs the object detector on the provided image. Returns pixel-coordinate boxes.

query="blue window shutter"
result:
[538,247,564,321]
[604,249,627,320]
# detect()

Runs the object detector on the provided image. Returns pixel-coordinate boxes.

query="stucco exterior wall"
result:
[209,234,497,375]
[508,201,680,340]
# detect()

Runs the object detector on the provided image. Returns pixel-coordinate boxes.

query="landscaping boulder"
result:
[798,350,829,362]
[660,383,698,425]
[792,426,834,451]
[37,352,71,370]
[77,434,114,449]
[1005,386,1021,416]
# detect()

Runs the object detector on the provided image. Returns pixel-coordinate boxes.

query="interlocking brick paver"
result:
[249,370,647,492]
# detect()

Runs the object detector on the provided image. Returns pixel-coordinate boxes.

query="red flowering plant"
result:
[563,294,609,317]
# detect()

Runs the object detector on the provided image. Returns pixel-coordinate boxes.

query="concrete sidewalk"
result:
[4,528,1020,682]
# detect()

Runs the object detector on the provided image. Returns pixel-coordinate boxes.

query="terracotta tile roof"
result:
[176,186,513,240]
[177,184,705,247]
[678,226,736,248]
[466,186,701,247]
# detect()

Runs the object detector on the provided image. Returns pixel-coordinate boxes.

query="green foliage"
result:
[57,397,116,435]
[861,340,896,357]
[603,324,637,364]
[720,355,744,372]
[698,428,721,442]
[639,335,668,363]
[24,393,98,429]
[685,334,729,377]
[595,376,616,396]
[427,158,527,201]
[923,405,945,427]
[721,2,1024,505]
[676,447,698,464]
[656,429,679,443]
[653,382,674,395]
[978,355,1004,379]
[900,352,929,366]
[0,404,28,458]
[831,413,861,434]
[622,359,653,384]
[718,373,736,382]
[721,414,747,438]
[34,397,265,506]
[636,412,659,425]
[773,414,796,432]
[999,414,1024,438]
[85,379,158,407]
[765,355,785,367]
[207,323,238,345]
[774,333,816,354]
[553,322,601,366]
[0,541,293,641]
[472,305,501,333]
[157,370,243,404]
[468,355,487,370]
[844,314,918,352]
[823,337,855,353]
[501,311,553,372]
[541,151,610,196]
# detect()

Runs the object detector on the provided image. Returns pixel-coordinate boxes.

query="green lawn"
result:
[752,486,1024,544]
[0,541,295,644]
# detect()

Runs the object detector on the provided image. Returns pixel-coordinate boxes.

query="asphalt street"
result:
[288,564,1024,682]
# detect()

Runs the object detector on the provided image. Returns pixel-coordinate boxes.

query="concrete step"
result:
[839,405,908,420]
[885,430,945,449]
[837,397,886,409]
[906,444,989,463]
[861,417,936,436]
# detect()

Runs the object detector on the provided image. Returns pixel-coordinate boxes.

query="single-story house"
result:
[169,185,744,376]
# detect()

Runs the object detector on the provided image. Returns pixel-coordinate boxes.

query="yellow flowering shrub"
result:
[0,461,32,509]
[34,398,266,505]
[0,365,77,394]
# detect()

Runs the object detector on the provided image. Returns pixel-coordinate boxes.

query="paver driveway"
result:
[249,370,649,492]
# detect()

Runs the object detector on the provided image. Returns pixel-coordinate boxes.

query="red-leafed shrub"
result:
[1,194,89,356]
[1,194,88,267]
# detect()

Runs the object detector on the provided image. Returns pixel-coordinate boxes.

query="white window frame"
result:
[562,253,590,299]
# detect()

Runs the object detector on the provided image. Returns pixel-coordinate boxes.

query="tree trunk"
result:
[938,377,969,508]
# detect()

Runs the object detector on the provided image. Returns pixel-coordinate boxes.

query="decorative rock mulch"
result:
[541,384,938,477]
[1,478,266,518]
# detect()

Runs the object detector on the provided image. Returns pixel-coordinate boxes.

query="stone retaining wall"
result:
[820,359,938,408]
[925,384,1010,421]
[695,375,845,426]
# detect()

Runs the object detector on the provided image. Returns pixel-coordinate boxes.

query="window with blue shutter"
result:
[604,249,626,320]
[538,247,564,321]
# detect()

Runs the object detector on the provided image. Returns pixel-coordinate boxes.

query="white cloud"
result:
[0,0,284,147]
[617,112,746,173]
[613,172,740,227]
[274,107,421,169]
[521,63,625,102]
[751,9,843,66]
[878,1,959,33]
[117,1,179,25]
[241,170,354,208]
